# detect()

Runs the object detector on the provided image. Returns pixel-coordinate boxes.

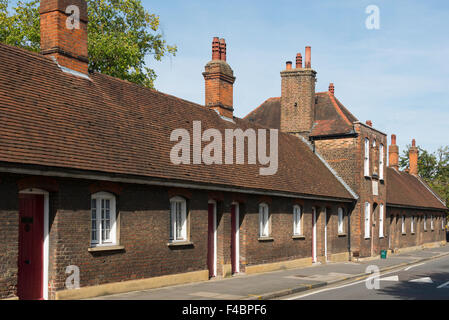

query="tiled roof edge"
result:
[298,136,359,200]
[415,175,447,207]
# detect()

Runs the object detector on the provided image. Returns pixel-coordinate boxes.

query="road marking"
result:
[380,276,399,281]
[284,269,401,300]
[409,277,433,283]
[437,280,449,289]
[404,263,425,271]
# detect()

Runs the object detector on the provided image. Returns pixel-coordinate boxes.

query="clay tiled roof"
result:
[386,167,447,210]
[0,43,354,201]
[243,92,358,137]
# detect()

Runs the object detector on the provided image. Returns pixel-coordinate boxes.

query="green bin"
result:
[380,250,387,259]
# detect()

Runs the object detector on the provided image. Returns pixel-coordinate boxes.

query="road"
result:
[282,254,449,300]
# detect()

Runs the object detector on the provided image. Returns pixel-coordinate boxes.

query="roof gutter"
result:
[0,164,354,203]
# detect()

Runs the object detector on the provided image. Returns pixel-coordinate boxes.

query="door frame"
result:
[207,200,217,278]
[231,202,240,274]
[324,208,327,262]
[312,207,317,263]
[19,188,49,300]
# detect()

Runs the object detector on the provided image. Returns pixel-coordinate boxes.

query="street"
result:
[283,254,449,300]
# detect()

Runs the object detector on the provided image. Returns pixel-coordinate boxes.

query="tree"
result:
[0,0,176,88]
[400,145,449,217]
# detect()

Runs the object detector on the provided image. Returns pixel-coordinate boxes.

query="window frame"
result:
[401,215,406,234]
[91,191,117,247]
[424,215,427,231]
[169,196,188,242]
[379,144,384,180]
[364,138,370,177]
[364,202,371,239]
[259,203,270,238]
[293,205,303,236]
[411,216,415,234]
[379,204,384,238]
[338,207,344,234]
[430,214,434,230]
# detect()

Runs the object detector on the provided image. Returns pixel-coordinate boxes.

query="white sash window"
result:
[259,203,270,238]
[91,192,117,246]
[170,196,187,241]
[293,205,302,236]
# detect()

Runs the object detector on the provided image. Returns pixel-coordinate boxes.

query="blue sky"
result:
[142,0,449,154]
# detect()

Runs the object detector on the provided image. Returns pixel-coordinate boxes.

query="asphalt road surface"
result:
[283,254,449,300]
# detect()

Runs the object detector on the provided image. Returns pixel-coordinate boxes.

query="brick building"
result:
[0,0,446,300]
[245,49,447,260]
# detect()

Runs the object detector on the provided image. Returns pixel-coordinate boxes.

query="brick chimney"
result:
[40,0,89,75]
[409,139,419,175]
[203,37,236,119]
[389,134,399,169]
[280,46,317,137]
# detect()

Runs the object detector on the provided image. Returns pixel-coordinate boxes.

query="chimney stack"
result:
[329,83,334,95]
[409,139,419,175]
[296,53,302,69]
[280,46,317,137]
[203,37,236,119]
[40,0,89,75]
[389,134,399,169]
[305,46,311,68]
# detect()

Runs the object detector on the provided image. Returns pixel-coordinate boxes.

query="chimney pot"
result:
[329,83,335,95]
[219,38,226,61]
[286,61,292,70]
[212,37,220,60]
[412,139,416,147]
[296,53,302,69]
[391,134,397,145]
[366,120,372,127]
[305,46,311,68]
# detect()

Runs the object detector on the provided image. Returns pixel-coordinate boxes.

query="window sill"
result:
[292,235,305,240]
[88,245,124,252]
[258,237,274,242]
[402,233,407,235]
[338,233,347,237]
[167,241,194,247]
[379,236,384,239]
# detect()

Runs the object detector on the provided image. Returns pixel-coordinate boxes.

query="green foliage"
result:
[0,0,40,52]
[400,145,449,215]
[0,0,176,88]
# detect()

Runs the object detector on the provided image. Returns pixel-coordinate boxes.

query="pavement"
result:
[91,245,449,300]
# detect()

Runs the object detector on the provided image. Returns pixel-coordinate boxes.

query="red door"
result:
[18,194,44,300]
[207,203,215,278]
[231,205,237,274]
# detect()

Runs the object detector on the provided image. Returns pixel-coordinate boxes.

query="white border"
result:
[312,207,317,263]
[19,188,49,300]
[208,200,217,277]
[232,202,240,273]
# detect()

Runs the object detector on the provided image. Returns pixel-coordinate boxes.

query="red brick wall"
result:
[387,207,446,250]
[314,123,388,257]
[0,175,19,298]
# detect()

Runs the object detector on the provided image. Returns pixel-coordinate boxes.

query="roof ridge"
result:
[414,175,447,207]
